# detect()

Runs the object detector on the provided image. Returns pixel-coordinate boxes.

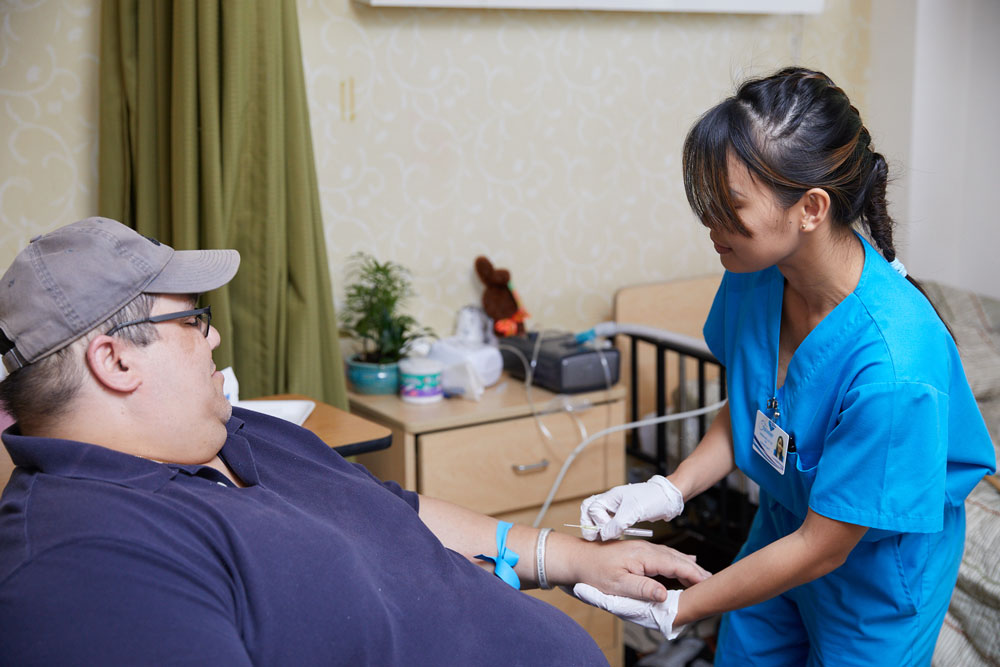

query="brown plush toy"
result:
[474,255,529,337]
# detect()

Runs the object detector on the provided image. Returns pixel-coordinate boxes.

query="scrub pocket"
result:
[754,451,818,520]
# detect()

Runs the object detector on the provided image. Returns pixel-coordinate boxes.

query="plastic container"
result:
[398,357,444,404]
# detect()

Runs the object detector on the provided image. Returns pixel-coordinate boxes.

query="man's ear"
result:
[794,188,831,233]
[86,335,142,393]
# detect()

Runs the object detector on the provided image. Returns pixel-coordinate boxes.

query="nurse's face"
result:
[708,155,800,273]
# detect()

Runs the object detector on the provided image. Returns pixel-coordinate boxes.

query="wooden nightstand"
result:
[350,374,627,666]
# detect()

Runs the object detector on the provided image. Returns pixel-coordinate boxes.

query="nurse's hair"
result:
[682,67,897,260]
[683,67,954,338]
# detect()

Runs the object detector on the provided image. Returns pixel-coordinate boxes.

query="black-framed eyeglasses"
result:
[107,306,212,338]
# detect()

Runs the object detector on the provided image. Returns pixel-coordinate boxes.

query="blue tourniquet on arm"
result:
[475,521,520,589]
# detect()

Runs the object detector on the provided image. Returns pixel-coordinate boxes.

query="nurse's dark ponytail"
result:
[682,67,954,338]
[859,146,894,260]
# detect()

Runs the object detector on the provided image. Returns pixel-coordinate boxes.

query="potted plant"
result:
[339,252,433,394]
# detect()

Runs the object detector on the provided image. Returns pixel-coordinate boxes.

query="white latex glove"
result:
[573,584,684,640]
[579,475,684,541]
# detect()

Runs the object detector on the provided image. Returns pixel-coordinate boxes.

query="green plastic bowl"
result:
[347,358,399,395]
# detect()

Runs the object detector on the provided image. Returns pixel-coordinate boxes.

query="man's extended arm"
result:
[418,495,710,602]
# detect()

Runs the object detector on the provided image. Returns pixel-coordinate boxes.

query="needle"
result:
[563,523,654,538]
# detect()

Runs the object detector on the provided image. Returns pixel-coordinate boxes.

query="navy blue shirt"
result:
[0,408,605,665]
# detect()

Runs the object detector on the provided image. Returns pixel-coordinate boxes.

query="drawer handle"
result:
[512,459,549,474]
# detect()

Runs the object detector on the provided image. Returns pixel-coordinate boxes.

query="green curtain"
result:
[98,0,347,408]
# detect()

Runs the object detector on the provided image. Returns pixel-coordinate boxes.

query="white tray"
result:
[233,400,316,426]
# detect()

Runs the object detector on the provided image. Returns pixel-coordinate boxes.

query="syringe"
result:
[563,523,654,538]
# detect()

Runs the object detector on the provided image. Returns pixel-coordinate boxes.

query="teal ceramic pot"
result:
[346,357,399,395]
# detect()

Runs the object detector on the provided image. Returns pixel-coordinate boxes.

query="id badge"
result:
[753,409,789,475]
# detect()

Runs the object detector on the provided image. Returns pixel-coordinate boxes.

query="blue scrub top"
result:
[704,235,995,539]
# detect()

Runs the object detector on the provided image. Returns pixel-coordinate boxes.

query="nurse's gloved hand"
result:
[573,584,685,640]
[579,475,684,541]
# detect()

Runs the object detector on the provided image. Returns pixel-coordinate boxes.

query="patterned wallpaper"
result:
[0,0,101,263]
[1,0,870,337]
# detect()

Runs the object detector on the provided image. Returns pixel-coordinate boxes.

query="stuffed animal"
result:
[474,255,529,337]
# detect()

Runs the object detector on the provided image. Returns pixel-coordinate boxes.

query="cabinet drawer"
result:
[418,401,624,515]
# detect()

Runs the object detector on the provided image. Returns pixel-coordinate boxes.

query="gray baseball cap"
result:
[0,217,240,373]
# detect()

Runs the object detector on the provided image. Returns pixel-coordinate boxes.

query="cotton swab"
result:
[563,523,654,538]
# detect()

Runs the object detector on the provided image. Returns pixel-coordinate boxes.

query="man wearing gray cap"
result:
[0,217,708,665]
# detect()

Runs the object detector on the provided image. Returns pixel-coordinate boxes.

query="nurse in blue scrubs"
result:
[576,67,996,665]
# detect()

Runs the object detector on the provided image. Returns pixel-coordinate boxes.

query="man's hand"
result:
[579,475,684,541]
[553,537,710,605]
[573,585,684,640]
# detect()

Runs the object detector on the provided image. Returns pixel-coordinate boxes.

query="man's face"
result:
[133,294,232,463]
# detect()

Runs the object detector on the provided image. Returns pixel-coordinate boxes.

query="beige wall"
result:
[0,0,101,258]
[869,0,1000,300]
[905,0,1000,299]
[1,0,871,335]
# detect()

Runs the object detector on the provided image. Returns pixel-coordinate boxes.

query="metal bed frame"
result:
[618,331,756,564]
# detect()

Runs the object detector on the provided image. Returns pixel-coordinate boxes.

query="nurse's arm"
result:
[672,508,868,626]
[667,402,736,500]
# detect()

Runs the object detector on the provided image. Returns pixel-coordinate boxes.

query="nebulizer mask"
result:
[424,306,503,401]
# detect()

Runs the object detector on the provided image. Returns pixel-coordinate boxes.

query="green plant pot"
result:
[346,356,399,395]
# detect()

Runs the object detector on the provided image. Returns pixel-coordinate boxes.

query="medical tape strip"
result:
[475,521,520,589]
[535,528,552,590]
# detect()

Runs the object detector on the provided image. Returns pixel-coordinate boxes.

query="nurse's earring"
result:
[800,224,807,230]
